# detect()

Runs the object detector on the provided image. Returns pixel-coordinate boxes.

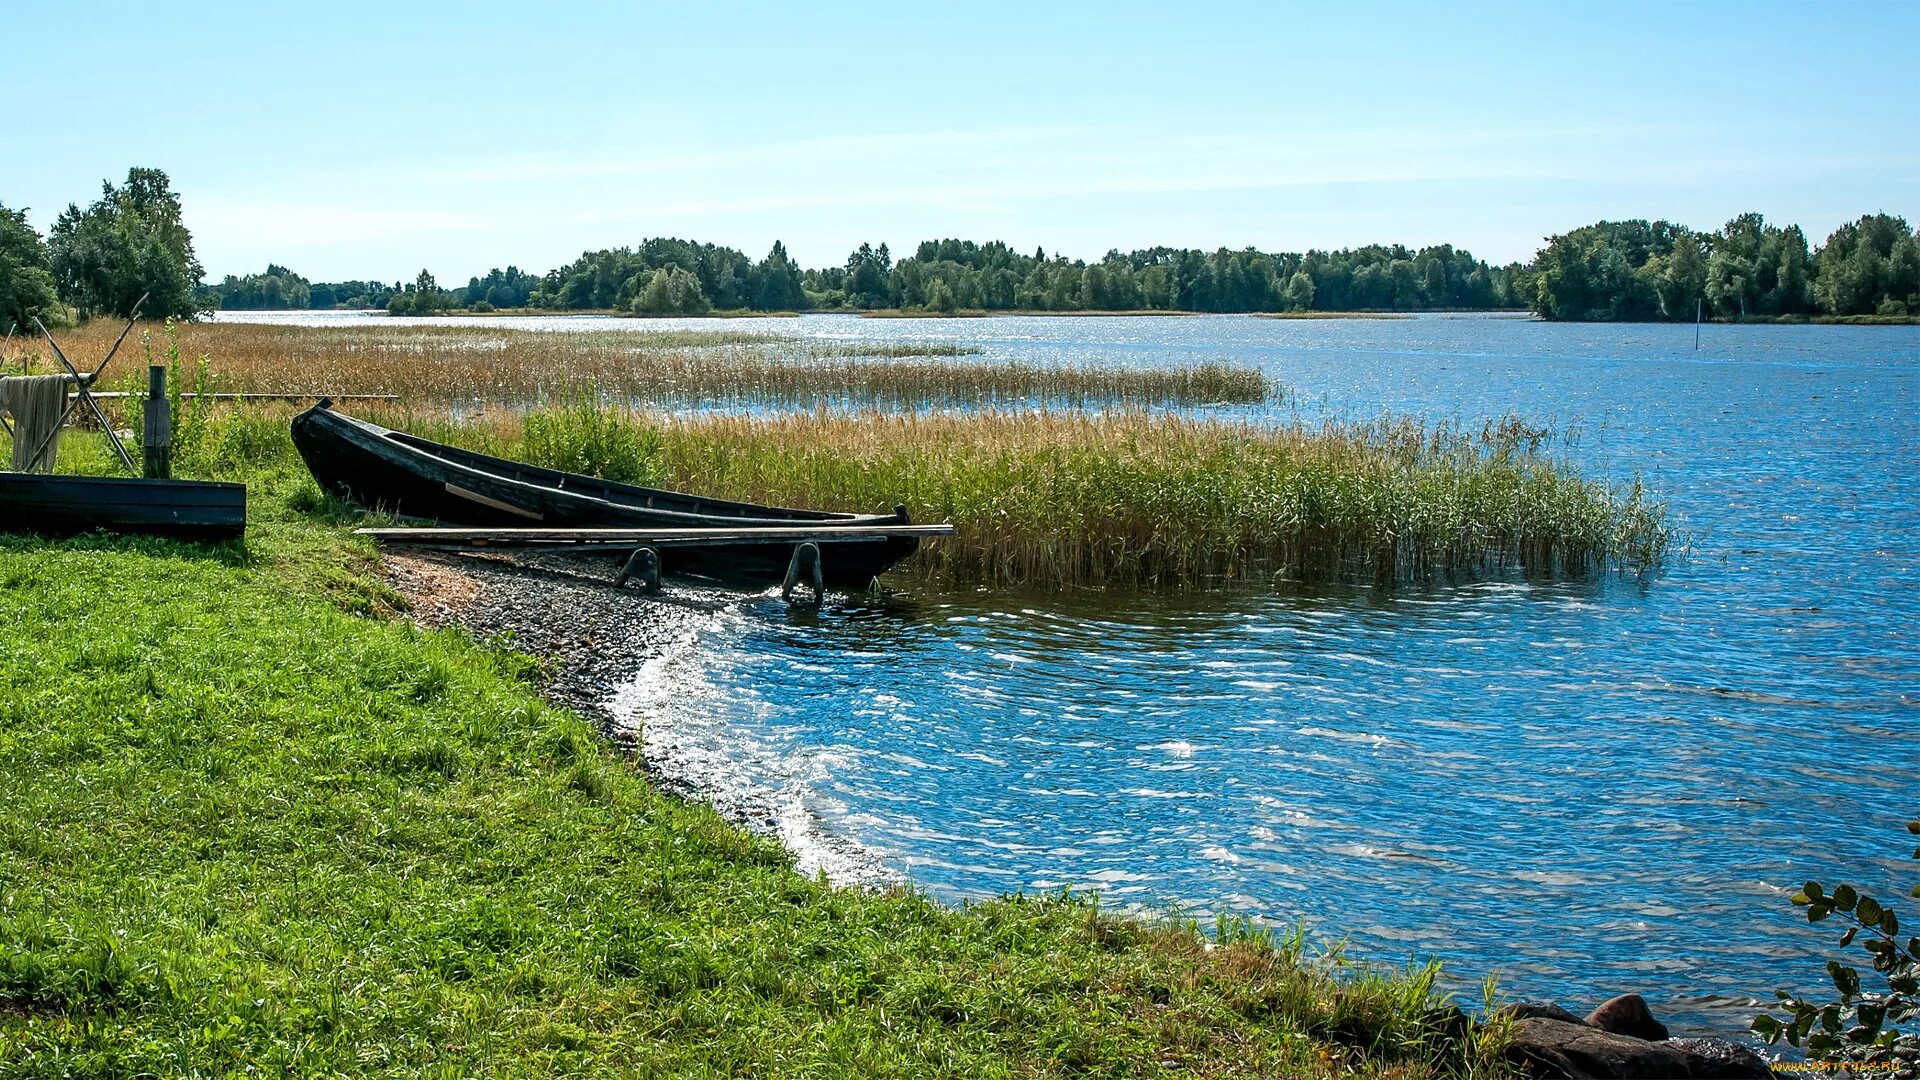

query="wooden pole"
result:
[143,363,171,479]
[1694,298,1702,350]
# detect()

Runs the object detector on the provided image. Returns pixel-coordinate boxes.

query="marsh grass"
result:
[0,463,1512,1076]
[48,321,1271,409]
[46,392,1669,591]
[380,405,1672,589]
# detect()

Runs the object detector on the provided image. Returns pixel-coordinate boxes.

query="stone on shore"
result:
[1503,1001,1591,1026]
[1507,1017,1693,1078]
[1585,993,1672,1042]
[1665,1036,1775,1078]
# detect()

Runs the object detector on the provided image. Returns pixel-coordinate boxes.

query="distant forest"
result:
[202,211,1920,322]
[205,239,1532,317]
[5,168,1914,327]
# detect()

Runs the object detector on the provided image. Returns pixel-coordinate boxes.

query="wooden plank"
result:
[388,537,892,552]
[357,524,952,541]
[355,523,953,548]
[444,482,544,520]
[90,392,400,401]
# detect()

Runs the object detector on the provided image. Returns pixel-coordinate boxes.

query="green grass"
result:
[0,451,1510,1077]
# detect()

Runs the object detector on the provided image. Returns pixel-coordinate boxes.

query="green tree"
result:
[413,269,447,313]
[1647,232,1707,318]
[924,277,957,313]
[1285,270,1315,311]
[206,264,312,310]
[1420,257,1447,305]
[0,203,62,329]
[1530,220,1680,321]
[844,243,893,309]
[632,266,710,315]
[1814,214,1914,316]
[1706,248,1755,318]
[388,269,448,315]
[1887,234,1920,314]
[751,241,806,311]
[48,167,204,319]
[1771,225,1812,315]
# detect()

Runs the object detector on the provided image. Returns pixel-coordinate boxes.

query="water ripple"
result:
[575,314,1920,1037]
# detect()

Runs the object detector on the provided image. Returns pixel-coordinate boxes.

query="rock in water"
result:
[1584,993,1671,1042]
[1506,1017,1692,1079]
[1665,1037,1774,1078]
[1502,1001,1592,1026]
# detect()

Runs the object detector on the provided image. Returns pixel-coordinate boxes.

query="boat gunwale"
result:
[300,405,901,529]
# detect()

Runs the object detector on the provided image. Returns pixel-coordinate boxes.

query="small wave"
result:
[605,614,899,890]
[1297,725,1400,747]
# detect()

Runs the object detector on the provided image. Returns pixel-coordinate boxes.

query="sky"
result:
[8,0,1918,283]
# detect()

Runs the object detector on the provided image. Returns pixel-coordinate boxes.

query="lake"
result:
[221,310,1920,1034]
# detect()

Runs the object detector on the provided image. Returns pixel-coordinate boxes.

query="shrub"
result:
[519,402,665,485]
[1753,813,1920,1069]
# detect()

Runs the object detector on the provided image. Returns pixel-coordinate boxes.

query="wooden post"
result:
[143,363,171,479]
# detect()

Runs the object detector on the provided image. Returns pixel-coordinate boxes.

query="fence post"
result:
[143,363,171,479]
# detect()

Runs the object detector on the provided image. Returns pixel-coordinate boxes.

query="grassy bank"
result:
[400,406,1672,588]
[27,322,1271,410]
[0,459,1507,1076]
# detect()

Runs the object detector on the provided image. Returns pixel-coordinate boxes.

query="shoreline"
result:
[205,305,1920,326]
[10,519,1541,1074]
[382,548,899,887]
[373,550,1786,1073]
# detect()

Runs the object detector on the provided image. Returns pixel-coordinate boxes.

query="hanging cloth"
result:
[0,375,69,472]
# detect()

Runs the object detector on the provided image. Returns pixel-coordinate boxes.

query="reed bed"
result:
[31,321,1270,409]
[384,405,1671,588]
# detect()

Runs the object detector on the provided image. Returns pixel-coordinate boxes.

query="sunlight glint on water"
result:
[226,311,1920,1034]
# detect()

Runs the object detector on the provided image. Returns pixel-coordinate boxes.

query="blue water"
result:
[227,310,1920,1033]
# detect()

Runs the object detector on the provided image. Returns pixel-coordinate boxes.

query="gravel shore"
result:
[382,549,899,886]
[383,548,736,738]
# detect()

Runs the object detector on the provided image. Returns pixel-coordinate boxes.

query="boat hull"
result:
[291,403,920,587]
[0,473,246,542]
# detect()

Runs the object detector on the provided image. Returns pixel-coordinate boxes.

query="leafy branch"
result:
[1752,816,1920,1072]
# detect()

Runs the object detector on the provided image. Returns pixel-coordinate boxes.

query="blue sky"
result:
[9,1,1917,282]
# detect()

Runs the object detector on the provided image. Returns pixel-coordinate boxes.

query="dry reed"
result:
[385,405,1671,589]
[37,321,1271,409]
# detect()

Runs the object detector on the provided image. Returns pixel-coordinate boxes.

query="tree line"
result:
[201,239,1529,317]
[2,166,1915,326]
[1531,212,1919,321]
[189,215,1920,322]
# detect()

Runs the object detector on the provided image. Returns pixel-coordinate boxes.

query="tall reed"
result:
[47,322,1271,409]
[392,405,1672,589]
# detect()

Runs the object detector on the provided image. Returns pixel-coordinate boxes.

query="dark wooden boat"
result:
[290,400,921,586]
[0,473,246,542]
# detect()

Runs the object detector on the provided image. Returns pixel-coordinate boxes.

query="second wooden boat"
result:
[290,400,922,586]
[0,473,246,542]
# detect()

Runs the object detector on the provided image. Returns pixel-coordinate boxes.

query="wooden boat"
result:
[0,473,246,542]
[290,400,922,586]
